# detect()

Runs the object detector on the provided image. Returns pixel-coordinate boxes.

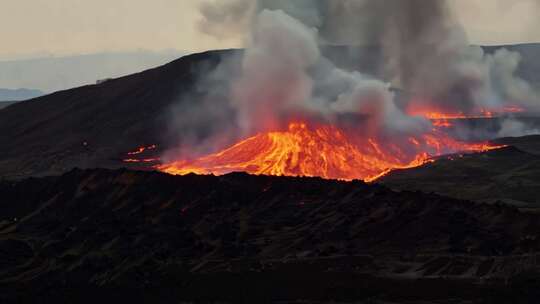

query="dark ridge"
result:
[381,143,540,209]
[1,169,540,302]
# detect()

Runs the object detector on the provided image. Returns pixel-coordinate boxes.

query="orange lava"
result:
[124,158,160,163]
[408,104,525,121]
[158,122,503,182]
[410,109,495,120]
[123,145,160,163]
[127,144,157,155]
[502,105,526,113]
[431,119,454,128]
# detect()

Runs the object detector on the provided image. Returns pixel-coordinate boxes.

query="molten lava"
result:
[127,144,157,155]
[158,122,503,182]
[408,104,525,120]
[123,145,160,163]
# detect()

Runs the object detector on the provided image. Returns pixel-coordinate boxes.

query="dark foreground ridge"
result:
[1,169,540,303]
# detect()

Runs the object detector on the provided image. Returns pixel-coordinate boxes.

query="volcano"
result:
[1,45,540,303]
[1,45,540,180]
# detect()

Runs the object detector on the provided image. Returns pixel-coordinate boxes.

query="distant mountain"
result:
[0,88,43,102]
[0,50,186,93]
[0,101,17,110]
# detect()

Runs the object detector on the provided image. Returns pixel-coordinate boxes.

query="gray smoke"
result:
[198,0,539,113]
[198,0,255,40]
[188,0,540,150]
[231,9,321,134]
[221,8,427,138]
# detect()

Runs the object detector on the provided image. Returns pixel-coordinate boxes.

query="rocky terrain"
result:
[381,136,540,210]
[1,169,540,303]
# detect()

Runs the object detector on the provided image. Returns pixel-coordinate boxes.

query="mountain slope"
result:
[0,50,236,179]
[1,169,540,302]
[381,142,540,209]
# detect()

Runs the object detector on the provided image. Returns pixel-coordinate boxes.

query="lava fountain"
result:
[158,121,503,182]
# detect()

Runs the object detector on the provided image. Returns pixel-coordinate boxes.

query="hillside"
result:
[381,146,540,209]
[0,50,236,179]
[1,169,540,302]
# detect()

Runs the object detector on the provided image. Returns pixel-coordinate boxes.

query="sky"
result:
[1,0,539,61]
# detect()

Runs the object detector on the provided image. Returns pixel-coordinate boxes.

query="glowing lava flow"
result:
[123,145,160,163]
[407,104,526,129]
[408,104,526,121]
[158,122,503,182]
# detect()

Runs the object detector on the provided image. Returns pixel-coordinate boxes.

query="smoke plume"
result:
[182,0,540,154]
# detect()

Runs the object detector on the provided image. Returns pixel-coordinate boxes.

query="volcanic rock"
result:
[1,169,540,302]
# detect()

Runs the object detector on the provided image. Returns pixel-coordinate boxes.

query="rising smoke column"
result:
[199,1,429,138]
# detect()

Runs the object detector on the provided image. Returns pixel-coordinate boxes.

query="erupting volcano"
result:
[158,121,503,182]
[154,5,532,183]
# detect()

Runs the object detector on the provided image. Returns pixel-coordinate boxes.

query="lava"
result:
[124,158,161,163]
[127,144,157,155]
[158,122,503,182]
[123,145,160,163]
[431,119,454,128]
[408,104,525,120]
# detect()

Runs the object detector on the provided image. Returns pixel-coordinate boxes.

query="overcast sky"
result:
[1,0,539,60]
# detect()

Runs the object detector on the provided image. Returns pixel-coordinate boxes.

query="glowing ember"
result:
[158,122,503,182]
